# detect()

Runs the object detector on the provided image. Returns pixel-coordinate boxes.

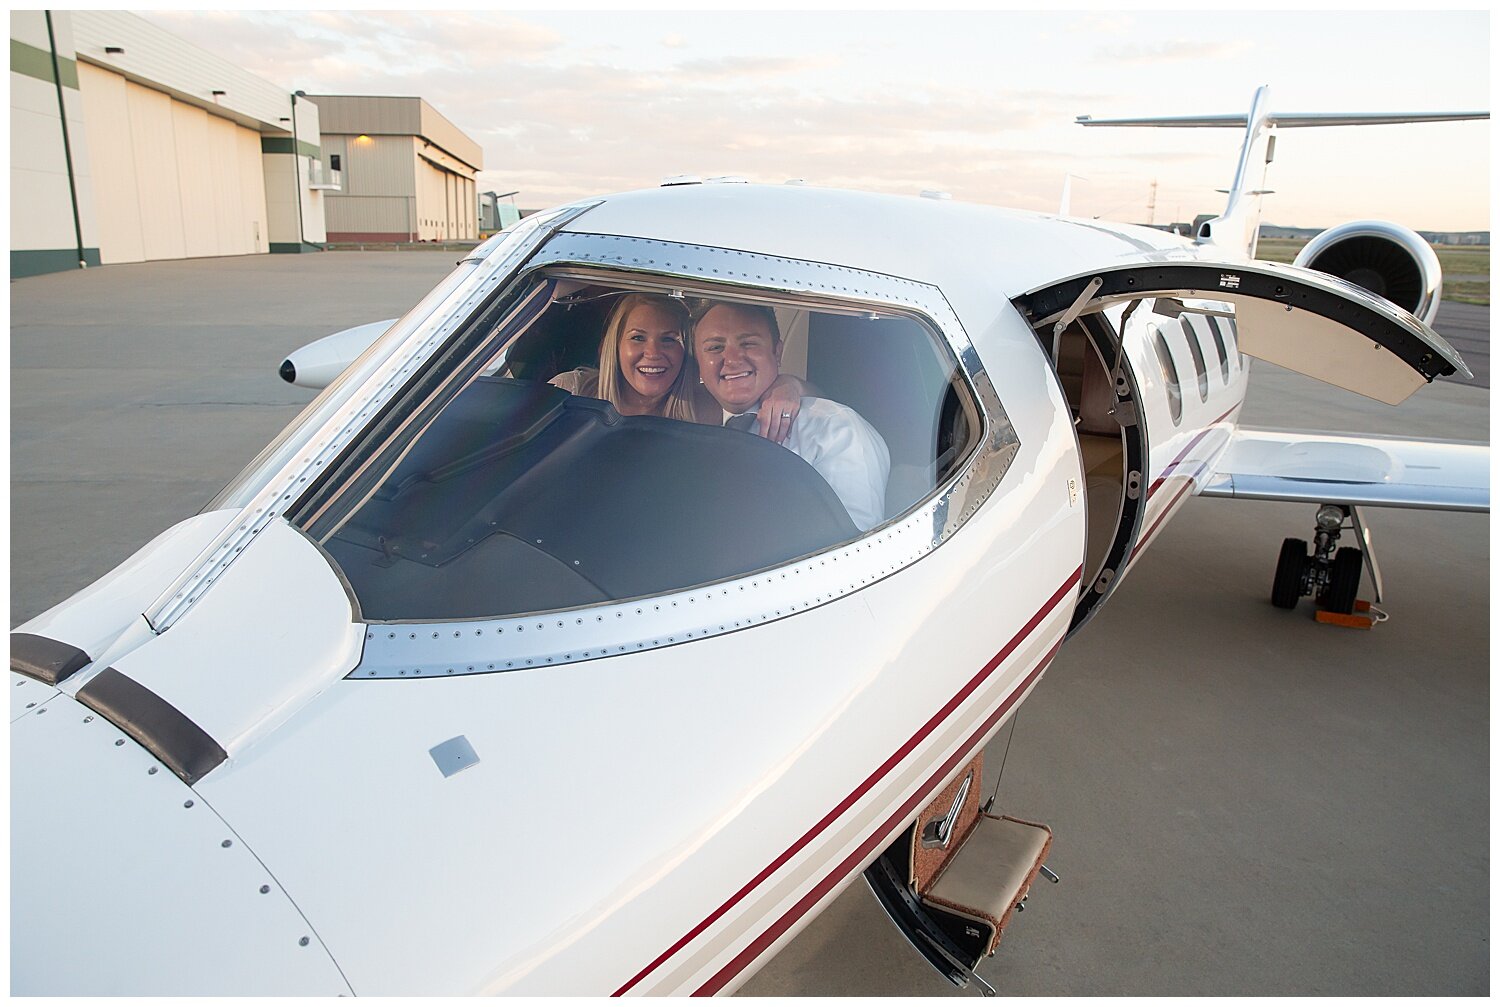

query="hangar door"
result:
[77,62,269,264]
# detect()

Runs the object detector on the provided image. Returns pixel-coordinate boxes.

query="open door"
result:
[1013,256,1469,405]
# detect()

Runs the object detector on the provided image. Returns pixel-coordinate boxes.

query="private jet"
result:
[11,86,1488,994]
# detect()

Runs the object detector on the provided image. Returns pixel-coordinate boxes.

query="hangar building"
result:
[305,94,483,243]
[10,10,328,278]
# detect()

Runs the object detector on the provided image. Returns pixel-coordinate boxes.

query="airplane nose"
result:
[11,686,351,994]
[279,358,297,383]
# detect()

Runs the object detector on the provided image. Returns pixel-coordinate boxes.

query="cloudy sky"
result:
[148,9,1490,230]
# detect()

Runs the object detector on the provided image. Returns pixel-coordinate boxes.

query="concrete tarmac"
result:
[1437,301,1490,389]
[743,320,1491,995]
[11,252,458,626]
[9,253,1490,995]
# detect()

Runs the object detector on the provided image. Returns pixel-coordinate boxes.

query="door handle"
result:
[921,771,973,849]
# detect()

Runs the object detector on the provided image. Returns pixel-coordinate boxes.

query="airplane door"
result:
[1012,257,1470,405]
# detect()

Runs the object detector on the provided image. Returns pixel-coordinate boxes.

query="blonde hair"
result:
[596,293,698,421]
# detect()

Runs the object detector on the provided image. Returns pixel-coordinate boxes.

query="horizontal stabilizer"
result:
[1077,90,1487,258]
[1199,428,1489,512]
[1076,111,1489,128]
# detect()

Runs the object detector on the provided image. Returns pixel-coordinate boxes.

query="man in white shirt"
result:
[692,302,891,531]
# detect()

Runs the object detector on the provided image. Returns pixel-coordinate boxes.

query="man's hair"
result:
[690,300,781,348]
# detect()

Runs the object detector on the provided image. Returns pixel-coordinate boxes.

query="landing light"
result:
[1316,504,1345,530]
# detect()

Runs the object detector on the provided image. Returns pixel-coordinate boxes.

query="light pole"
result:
[290,90,308,250]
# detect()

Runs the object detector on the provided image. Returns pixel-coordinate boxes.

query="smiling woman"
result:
[286,267,981,624]
[548,292,698,420]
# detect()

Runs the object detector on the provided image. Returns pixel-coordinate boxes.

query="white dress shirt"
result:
[727,397,891,532]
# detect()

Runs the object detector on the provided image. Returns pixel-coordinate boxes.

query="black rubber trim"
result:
[75,668,227,785]
[1014,263,1456,381]
[10,632,92,685]
[864,841,972,986]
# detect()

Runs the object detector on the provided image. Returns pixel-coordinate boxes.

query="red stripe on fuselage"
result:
[695,637,1066,995]
[1135,473,1198,554]
[1131,401,1240,561]
[612,567,1082,996]
[1147,403,1239,496]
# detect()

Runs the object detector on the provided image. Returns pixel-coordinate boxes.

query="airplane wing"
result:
[1199,427,1489,512]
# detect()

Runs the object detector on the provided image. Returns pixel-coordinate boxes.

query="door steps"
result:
[865,754,1056,994]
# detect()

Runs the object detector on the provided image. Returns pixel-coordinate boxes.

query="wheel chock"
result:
[1315,599,1376,629]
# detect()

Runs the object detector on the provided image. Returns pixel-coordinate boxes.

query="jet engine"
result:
[1292,220,1443,325]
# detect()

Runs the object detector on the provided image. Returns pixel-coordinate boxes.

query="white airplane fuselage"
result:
[14,179,1464,995]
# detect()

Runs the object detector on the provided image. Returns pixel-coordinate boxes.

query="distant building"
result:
[1420,231,1490,246]
[306,95,482,243]
[10,10,327,278]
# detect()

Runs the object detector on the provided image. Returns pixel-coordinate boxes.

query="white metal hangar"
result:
[305,94,483,244]
[10,10,328,278]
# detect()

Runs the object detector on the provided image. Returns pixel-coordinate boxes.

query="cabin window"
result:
[1180,317,1211,400]
[1211,315,1245,372]
[289,270,981,623]
[1150,323,1182,425]
[1204,314,1231,382]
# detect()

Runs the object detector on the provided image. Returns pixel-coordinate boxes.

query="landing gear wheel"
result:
[1321,546,1363,615]
[1272,537,1308,609]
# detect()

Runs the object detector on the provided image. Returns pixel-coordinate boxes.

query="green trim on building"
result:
[260,136,322,159]
[11,247,101,279]
[269,241,325,254]
[11,39,78,89]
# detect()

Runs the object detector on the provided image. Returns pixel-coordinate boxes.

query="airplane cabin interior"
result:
[1051,320,1131,595]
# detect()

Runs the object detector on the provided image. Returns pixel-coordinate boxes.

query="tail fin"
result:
[1076,85,1488,260]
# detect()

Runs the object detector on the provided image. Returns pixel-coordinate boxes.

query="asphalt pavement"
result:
[9,252,1490,995]
[743,313,1490,995]
[1436,301,1490,388]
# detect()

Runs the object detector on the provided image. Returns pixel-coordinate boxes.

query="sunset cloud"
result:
[144,11,1488,230]
[673,54,833,78]
[1104,39,1254,65]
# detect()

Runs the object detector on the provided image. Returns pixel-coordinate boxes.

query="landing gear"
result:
[1270,505,1365,614]
[1321,546,1364,615]
[1272,537,1310,609]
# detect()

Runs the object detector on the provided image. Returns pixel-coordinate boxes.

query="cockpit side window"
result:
[292,270,981,623]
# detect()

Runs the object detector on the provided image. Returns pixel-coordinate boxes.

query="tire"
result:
[1272,537,1308,609]
[1323,546,1363,615]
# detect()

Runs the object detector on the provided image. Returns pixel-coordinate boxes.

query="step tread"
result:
[926,814,1052,933]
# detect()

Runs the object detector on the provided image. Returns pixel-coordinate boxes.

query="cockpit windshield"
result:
[289,269,979,623]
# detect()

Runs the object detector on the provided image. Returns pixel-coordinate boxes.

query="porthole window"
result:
[1181,317,1210,401]
[1216,315,1245,371]
[1205,315,1232,382]
[1150,323,1182,425]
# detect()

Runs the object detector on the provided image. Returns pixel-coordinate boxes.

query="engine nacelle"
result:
[278,319,395,389]
[1293,220,1442,325]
